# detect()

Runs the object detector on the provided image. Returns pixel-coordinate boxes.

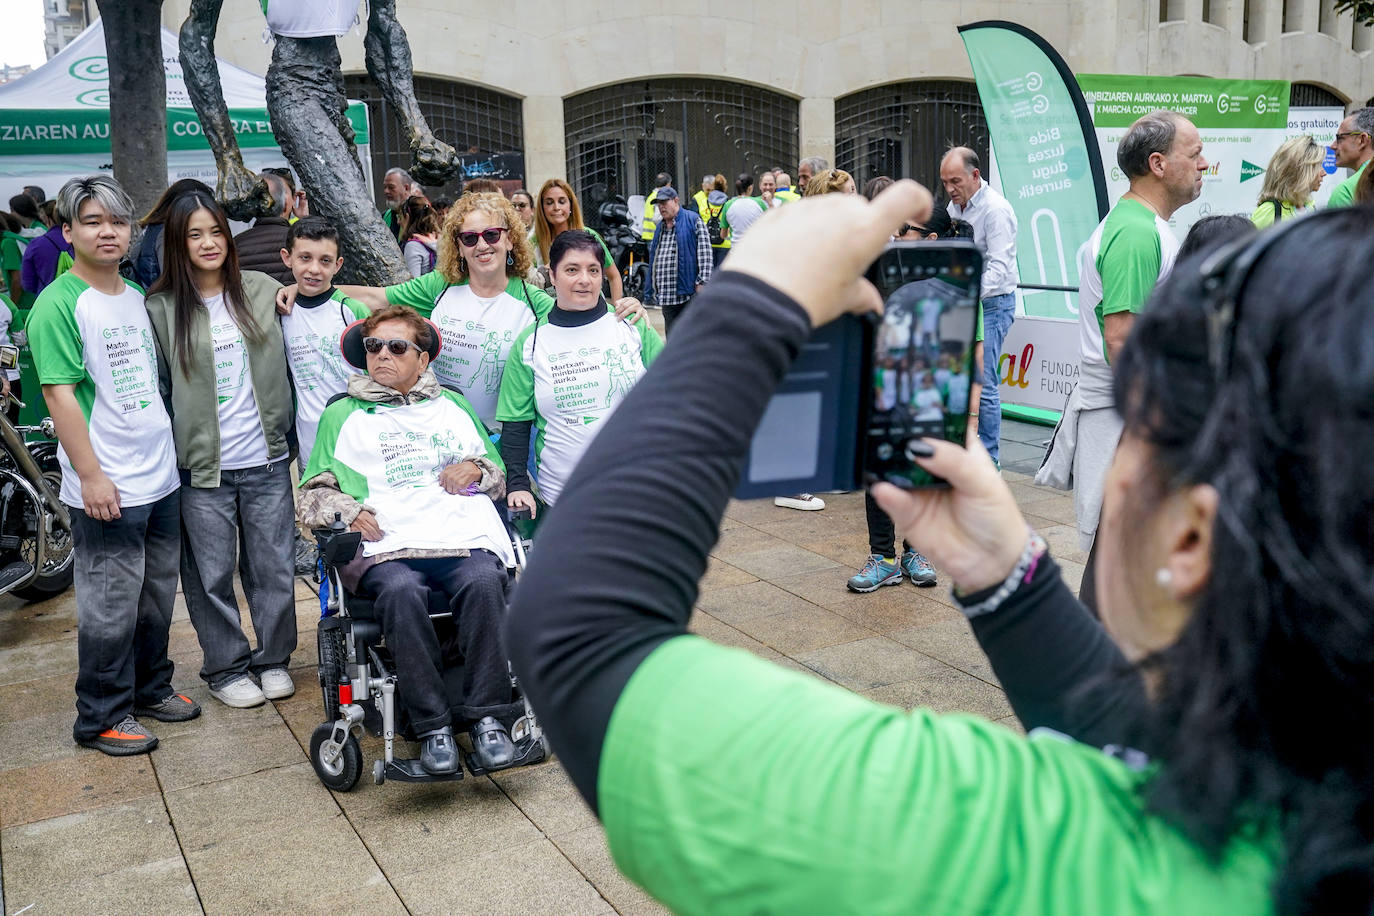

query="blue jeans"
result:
[979,292,1016,463]
[71,490,181,741]
[179,461,298,688]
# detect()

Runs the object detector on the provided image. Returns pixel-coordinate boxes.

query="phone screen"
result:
[863,241,984,488]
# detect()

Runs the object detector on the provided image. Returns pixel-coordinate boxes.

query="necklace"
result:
[1126,191,1163,219]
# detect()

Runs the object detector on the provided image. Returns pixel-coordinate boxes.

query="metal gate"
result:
[342,74,525,204]
[564,78,799,230]
[835,80,989,196]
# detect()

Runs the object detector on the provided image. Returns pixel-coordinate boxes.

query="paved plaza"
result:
[0,419,1077,916]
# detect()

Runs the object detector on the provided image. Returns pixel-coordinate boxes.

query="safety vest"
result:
[641,189,663,241]
[692,190,709,217]
[702,199,730,249]
[773,189,801,205]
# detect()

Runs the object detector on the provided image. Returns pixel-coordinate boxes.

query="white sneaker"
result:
[774,493,825,511]
[259,667,295,700]
[210,675,266,709]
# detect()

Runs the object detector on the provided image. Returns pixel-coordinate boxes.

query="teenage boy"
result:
[27,176,193,756]
[278,217,371,471]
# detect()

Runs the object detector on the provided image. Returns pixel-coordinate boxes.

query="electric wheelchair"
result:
[306,508,546,791]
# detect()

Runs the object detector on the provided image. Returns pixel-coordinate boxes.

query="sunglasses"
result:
[1333,131,1369,142]
[457,227,508,247]
[899,224,931,236]
[362,336,422,356]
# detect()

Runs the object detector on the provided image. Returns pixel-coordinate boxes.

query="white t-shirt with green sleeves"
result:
[281,289,370,470]
[1076,198,1179,409]
[496,309,663,505]
[384,272,553,428]
[26,273,178,509]
[304,391,514,565]
[204,293,279,470]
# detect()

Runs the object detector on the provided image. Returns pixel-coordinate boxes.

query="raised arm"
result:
[179,0,274,221]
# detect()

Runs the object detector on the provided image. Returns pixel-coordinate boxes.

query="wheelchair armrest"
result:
[312,528,363,567]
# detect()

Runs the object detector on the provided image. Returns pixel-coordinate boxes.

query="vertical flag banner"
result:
[958,21,1107,323]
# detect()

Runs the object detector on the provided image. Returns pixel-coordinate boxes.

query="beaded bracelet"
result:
[953,529,1047,619]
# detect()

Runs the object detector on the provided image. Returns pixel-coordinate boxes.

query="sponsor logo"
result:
[1240,160,1265,183]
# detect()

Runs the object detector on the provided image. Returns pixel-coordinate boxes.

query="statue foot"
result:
[409,134,462,186]
[218,163,276,222]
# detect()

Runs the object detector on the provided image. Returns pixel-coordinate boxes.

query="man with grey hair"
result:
[1041,109,1205,609]
[232,170,296,283]
[27,176,194,756]
[797,157,829,193]
[381,166,420,240]
[941,146,1018,463]
[1326,107,1373,208]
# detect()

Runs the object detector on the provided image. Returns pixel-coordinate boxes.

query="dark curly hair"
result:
[1113,207,1374,913]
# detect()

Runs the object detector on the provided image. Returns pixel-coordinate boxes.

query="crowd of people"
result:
[1,101,1371,912]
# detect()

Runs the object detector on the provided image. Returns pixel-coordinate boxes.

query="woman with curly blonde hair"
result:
[533,178,624,299]
[280,192,646,429]
[1252,135,1325,228]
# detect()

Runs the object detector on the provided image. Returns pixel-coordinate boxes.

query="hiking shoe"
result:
[847,555,903,593]
[774,493,825,511]
[78,715,157,756]
[210,675,266,709]
[134,693,202,722]
[259,667,295,700]
[900,549,938,587]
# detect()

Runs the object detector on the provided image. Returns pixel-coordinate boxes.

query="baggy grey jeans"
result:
[179,461,297,689]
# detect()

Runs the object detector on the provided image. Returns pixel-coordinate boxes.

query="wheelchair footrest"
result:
[384,757,464,783]
[464,732,548,777]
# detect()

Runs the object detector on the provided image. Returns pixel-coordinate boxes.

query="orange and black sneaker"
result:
[134,693,202,722]
[78,715,158,756]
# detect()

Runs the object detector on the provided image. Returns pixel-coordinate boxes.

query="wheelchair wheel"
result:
[317,626,347,721]
[309,722,362,791]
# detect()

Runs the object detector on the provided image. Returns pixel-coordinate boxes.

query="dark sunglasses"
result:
[362,336,422,356]
[457,227,508,247]
[899,224,931,236]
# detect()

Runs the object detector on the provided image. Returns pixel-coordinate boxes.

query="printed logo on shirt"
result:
[433,312,515,394]
[286,329,350,392]
[374,424,460,488]
[104,324,159,414]
[212,320,249,404]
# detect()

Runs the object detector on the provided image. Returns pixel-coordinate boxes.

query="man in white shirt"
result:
[942,147,1018,464]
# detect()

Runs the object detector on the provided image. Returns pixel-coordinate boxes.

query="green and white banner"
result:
[1078,74,1290,233]
[959,21,1107,323]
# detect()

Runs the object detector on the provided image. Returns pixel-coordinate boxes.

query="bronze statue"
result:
[179,0,461,285]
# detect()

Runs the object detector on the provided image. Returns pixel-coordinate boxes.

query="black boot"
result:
[468,716,515,771]
[420,726,459,775]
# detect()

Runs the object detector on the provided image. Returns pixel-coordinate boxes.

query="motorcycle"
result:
[0,344,74,601]
[596,198,651,302]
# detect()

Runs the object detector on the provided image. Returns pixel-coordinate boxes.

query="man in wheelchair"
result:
[298,305,522,776]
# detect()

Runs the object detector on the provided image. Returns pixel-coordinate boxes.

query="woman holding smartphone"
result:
[146,190,297,710]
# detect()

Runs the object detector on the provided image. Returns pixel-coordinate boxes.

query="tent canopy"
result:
[0,18,368,156]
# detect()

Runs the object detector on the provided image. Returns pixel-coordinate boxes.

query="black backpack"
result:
[705,203,724,245]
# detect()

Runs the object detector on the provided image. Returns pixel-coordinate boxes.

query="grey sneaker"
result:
[210,675,266,709]
[133,692,202,722]
[259,667,295,700]
[77,714,157,756]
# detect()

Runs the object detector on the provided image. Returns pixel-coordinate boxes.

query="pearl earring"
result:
[1154,568,1173,589]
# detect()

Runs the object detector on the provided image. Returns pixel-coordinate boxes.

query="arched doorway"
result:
[835,80,989,196]
[564,78,799,230]
[342,75,525,204]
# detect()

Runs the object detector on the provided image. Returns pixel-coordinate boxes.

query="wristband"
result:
[953,529,1047,619]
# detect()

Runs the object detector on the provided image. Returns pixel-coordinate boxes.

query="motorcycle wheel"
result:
[13,467,75,602]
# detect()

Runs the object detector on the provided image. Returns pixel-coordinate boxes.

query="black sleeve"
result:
[968,557,1151,751]
[505,272,813,814]
[499,420,533,494]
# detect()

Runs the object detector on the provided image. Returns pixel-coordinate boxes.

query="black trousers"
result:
[361,552,512,734]
[662,296,694,334]
[864,490,912,558]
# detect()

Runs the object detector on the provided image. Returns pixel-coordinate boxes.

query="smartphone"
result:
[862,240,984,488]
[732,240,983,500]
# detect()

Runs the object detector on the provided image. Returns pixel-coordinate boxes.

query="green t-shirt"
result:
[384,272,554,426]
[26,272,179,509]
[1326,160,1368,208]
[495,308,663,505]
[1,234,35,309]
[599,636,1281,914]
[1250,199,1304,228]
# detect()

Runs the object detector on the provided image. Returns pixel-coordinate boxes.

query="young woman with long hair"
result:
[532,179,624,299]
[145,190,297,711]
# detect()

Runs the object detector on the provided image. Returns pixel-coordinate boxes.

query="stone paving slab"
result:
[0,441,1087,915]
